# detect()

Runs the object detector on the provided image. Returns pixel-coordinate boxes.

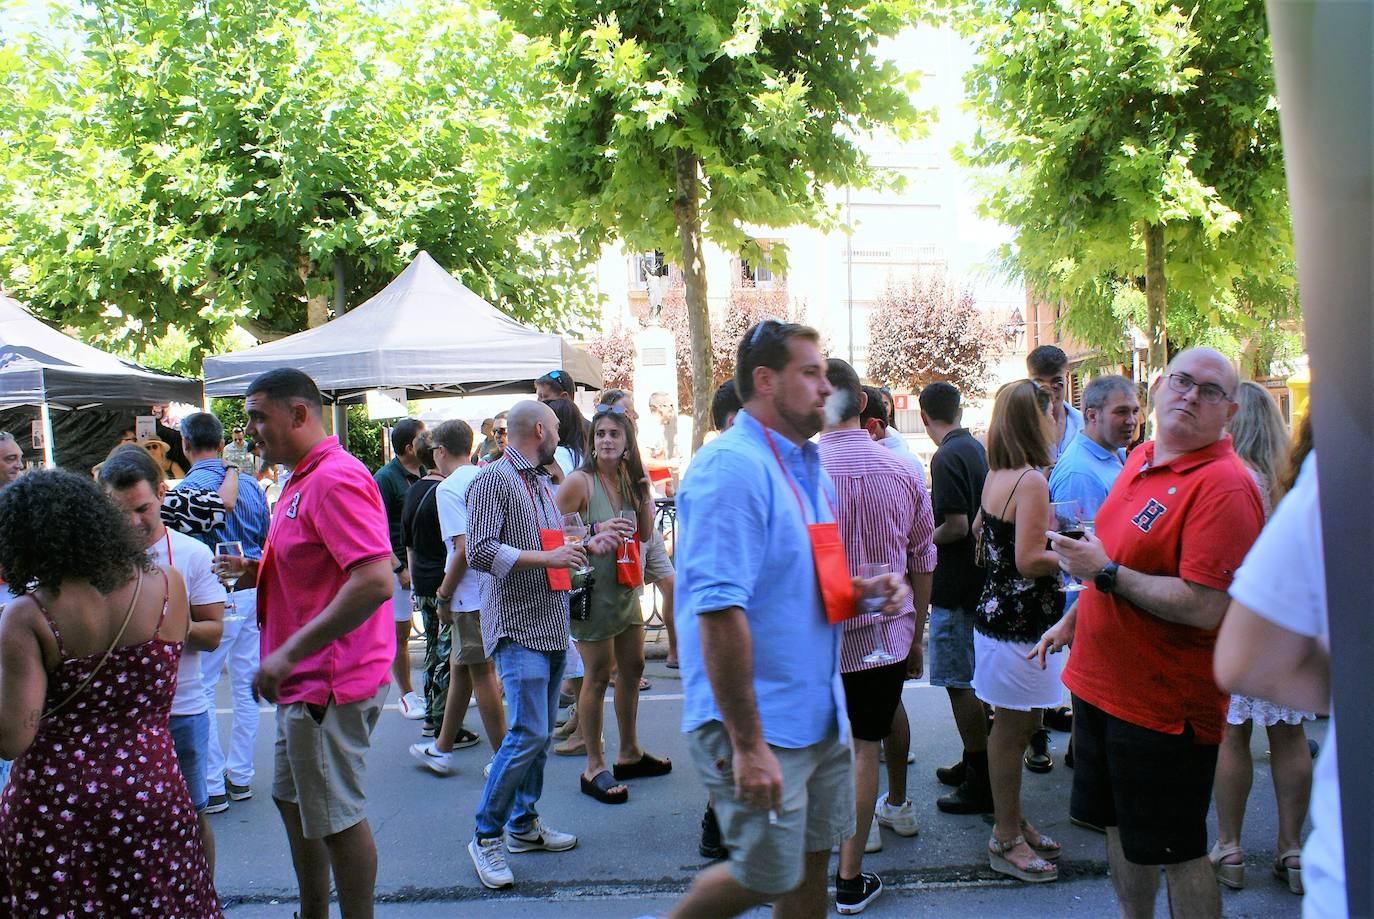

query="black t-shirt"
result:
[400,478,446,597]
[929,428,988,612]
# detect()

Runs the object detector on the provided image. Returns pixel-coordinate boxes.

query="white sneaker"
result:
[409,740,455,776]
[398,691,426,720]
[865,818,883,853]
[469,836,514,888]
[484,759,494,778]
[506,819,578,853]
[874,797,920,837]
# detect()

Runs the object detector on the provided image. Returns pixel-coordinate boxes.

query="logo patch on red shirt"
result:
[1131,498,1167,532]
[286,492,301,519]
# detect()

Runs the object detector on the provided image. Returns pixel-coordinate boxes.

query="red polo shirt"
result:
[1063,435,1263,744]
[257,437,395,706]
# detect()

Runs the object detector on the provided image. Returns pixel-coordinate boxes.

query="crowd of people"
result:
[0,326,1343,919]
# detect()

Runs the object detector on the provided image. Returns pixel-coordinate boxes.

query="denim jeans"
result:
[473,638,566,839]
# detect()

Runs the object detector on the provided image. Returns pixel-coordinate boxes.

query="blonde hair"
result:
[986,380,1053,471]
[1228,381,1289,504]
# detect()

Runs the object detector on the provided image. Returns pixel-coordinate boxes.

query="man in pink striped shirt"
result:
[819,359,936,915]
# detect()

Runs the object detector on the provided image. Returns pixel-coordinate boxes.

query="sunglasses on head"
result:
[747,318,783,349]
[594,404,627,416]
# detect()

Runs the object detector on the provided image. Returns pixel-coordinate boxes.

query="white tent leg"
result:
[38,402,55,468]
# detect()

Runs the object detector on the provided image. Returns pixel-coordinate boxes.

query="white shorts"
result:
[392,575,414,623]
[972,631,1065,711]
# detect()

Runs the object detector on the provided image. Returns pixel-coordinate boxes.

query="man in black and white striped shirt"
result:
[464,399,623,890]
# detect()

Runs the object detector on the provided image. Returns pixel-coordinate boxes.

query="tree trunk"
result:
[674,149,713,454]
[299,252,330,329]
[1143,221,1168,380]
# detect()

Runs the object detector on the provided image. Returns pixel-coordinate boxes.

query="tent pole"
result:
[38,402,55,468]
[333,403,349,452]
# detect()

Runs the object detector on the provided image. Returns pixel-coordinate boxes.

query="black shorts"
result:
[1070,697,1218,865]
[841,663,907,742]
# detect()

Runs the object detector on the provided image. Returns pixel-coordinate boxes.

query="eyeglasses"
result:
[494,427,507,436]
[1166,372,1231,405]
[747,318,782,350]
[594,404,627,416]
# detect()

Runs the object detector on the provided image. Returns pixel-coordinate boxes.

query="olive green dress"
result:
[570,471,644,642]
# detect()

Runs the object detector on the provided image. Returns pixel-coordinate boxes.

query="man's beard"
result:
[537,438,558,467]
[775,392,823,440]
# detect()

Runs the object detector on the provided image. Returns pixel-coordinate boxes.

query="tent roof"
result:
[203,252,601,401]
[0,294,203,410]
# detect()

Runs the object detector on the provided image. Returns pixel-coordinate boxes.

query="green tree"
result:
[0,0,593,372]
[495,0,925,451]
[956,0,1295,378]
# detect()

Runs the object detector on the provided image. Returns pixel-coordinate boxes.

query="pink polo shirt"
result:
[257,436,395,706]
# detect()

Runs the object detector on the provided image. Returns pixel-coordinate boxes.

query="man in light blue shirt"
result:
[671,320,906,917]
[1047,375,1141,521]
[1028,345,1086,462]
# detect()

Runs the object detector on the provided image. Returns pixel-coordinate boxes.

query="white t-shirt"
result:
[436,464,488,613]
[146,526,226,717]
[881,428,925,485]
[1229,455,1341,919]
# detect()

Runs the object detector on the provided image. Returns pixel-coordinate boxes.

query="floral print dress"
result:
[0,575,221,917]
[974,512,1061,643]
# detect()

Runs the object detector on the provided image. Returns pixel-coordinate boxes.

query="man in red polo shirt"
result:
[1032,348,1263,919]
[220,368,395,919]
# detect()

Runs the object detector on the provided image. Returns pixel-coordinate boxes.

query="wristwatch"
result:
[1094,561,1120,593]
[394,562,406,574]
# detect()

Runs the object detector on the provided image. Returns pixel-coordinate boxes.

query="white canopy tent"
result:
[203,252,601,402]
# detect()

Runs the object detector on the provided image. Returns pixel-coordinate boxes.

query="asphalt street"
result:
[214,638,1313,917]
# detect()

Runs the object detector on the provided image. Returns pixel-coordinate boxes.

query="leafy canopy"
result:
[955,0,1296,362]
[497,0,927,271]
[0,0,593,371]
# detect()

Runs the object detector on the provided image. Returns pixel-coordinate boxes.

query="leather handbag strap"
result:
[41,570,143,720]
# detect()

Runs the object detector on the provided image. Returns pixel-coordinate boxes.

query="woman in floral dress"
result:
[0,469,220,917]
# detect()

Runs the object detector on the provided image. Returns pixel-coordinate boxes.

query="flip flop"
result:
[613,752,673,780]
[580,770,628,804]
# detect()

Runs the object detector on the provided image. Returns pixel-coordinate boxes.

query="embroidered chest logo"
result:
[1131,498,1167,532]
[285,491,302,519]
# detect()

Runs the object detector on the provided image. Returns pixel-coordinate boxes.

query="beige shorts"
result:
[451,609,488,666]
[643,529,675,585]
[273,683,388,839]
[687,721,855,895]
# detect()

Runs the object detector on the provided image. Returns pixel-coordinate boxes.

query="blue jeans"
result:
[170,710,212,811]
[474,638,566,840]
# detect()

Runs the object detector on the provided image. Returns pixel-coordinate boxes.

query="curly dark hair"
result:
[0,469,150,596]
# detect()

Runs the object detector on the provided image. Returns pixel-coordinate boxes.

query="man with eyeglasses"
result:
[1027,345,1085,463]
[481,412,509,465]
[1031,348,1265,919]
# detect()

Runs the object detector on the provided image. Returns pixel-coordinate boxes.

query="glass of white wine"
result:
[560,512,593,577]
[616,508,637,563]
[215,541,244,615]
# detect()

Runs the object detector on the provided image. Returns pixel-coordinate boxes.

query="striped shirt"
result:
[819,428,938,673]
[465,443,570,656]
[179,458,270,561]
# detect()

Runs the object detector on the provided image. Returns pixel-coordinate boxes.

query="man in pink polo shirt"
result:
[218,368,394,919]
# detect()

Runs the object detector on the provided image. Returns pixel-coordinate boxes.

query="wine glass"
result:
[616,508,637,563]
[1049,500,1088,592]
[858,562,896,664]
[215,541,244,614]
[560,512,594,577]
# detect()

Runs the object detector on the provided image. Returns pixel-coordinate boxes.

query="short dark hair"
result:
[824,359,862,423]
[918,382,961,424]
[710,380,742,431]
[1026,345,1068,378]
[1081,375,1137,413]
[735,320,822,402]
[246,368,323,411]
[98,444,163,493]
[180,412,224,453]
[859,386,888,429]
[0,469,151,596]
[432,419,474,459]
[599,388,630,407]
[536,370,575,397]
[390,418,425,455]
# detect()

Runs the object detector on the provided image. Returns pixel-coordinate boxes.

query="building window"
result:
[738,240,779,290]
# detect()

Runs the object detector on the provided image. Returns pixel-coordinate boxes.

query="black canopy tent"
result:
[0,293,203,471]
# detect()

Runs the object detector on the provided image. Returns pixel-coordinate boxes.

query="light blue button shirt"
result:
[1054,403,1085,462]
[675,409,847,748]
[1048,431,1127,520]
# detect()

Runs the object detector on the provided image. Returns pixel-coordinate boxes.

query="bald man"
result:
[0,433,21,491]
[462,400,624,890]
[1033,349,1264,919]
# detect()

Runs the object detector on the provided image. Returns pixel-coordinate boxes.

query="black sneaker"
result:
[935,757,965,787]
[835,872,882,914]
[1024,729,1053,774]
[225,777,252,802]
[699,804,727,860]
[204,793,229,815]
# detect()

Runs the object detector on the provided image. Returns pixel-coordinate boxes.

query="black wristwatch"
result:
[1094,561,1120,593]
[394,562,406,574]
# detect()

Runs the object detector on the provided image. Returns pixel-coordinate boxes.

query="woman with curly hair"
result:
[0,469,221,916]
